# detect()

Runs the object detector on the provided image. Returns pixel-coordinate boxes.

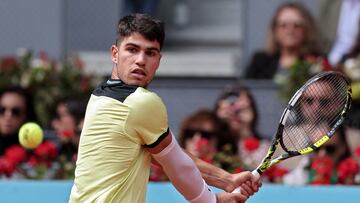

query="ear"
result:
[111,45,118,64]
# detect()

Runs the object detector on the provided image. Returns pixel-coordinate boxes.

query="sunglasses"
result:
[0,105,23,117]
[315,145,337,155]
[184,129,217,139]
[302,96,331,107]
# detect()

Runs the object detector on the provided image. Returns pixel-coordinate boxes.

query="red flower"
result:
[34,141,58,160]
[310,156,334,185]
[311,156,333,176]
[312,177,331,185]
[320,57,332,71]
[272,167,288,178]
[0,157,16,177]
[242,137,260,152]
[4,145,27,165]
[32,141,58,168]
[337,158,359,184]
[234,167,242,173]
[355,146,360,157]
[73,55,84,70]
[0,145,28,177]
[59,130,75,140]
[263,166,288,182]
[195,138,215,164]
[196,138,209,151]
[27,155,40,167]
[39,50,49,63]
[0,56,18,72]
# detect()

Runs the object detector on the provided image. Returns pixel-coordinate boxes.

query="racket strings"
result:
[282,74,348,152]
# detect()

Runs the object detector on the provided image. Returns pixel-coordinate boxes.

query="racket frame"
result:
[253,71,352,175]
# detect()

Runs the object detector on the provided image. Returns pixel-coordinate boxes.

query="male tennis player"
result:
[69,13,260,203]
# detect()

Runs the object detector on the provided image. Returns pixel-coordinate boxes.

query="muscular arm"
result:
[149,134,260,194]
[186,151,261,194]
[186,151,240,192]
[148,134,232,190]
[148,132,217,202]
[148,131,254,202]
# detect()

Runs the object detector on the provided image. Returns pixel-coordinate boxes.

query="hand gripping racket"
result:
[234,71,352,192]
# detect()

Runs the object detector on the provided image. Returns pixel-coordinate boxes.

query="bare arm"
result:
[150,136,261,195]
[186,151,235,191]
[185,151,262,198]
[148,132,253,202]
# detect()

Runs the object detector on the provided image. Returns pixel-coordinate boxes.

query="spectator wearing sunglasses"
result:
[244,2,323,80]
[0,86,37,155]
[178,109,238,165]
[150,109,238,181]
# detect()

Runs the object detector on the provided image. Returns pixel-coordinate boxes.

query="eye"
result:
[146,50,157,57]
[126,47,138,53]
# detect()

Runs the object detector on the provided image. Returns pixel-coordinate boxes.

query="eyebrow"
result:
[125,43,160,53]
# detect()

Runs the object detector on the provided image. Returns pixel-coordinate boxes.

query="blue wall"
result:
[0,181,358,203]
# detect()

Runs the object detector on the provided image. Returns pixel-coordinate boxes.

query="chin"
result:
[128,80,148,87]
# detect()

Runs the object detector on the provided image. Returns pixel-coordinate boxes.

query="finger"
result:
[232,192,248,202]
[235,171,253,185]
[252,180,262,192]
[239,182,252,197]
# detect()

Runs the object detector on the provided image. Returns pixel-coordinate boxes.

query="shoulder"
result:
[125,88,166,111]
[248,51,278,64]
[124,87,167,116]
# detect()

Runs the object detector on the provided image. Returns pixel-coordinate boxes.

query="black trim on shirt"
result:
[144,128,170,148]
[92,79,138,102]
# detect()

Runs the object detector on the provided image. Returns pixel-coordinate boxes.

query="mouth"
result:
[131,68,146,78]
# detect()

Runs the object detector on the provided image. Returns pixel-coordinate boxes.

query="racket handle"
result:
[231,170,261,193]
[251,170,261,181]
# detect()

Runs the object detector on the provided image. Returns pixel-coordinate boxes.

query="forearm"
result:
[186,151,235,192]
[152,135,216,202]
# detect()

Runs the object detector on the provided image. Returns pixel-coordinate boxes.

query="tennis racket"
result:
[234,71,352,191]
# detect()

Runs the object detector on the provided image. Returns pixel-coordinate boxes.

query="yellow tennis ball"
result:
[18,122,44,149]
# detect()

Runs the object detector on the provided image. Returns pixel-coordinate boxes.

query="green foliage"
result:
[0,50,101,126]
[274,55,332,102]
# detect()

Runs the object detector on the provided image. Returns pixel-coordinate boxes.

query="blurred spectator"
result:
[178,109,238,162]
[244,2,323,80]
[150,109,240,181]
[279,76,344,172]
[0,86,37,155]
[318,0,360,66]
[214,83,270,171]
[50,97,87,179]
[337,24,360,154]
[283,127,354,185]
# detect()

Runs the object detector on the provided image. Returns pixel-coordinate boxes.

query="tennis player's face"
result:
[111,32,161,87]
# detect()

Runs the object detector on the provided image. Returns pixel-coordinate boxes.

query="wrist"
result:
[223,173,236,192]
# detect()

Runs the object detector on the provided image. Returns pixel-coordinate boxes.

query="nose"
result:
[2,110,13,118]
[135,52,146,67]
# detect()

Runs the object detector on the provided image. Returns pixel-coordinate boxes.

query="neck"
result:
[280,47,300,68]
[282,46,300,56]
